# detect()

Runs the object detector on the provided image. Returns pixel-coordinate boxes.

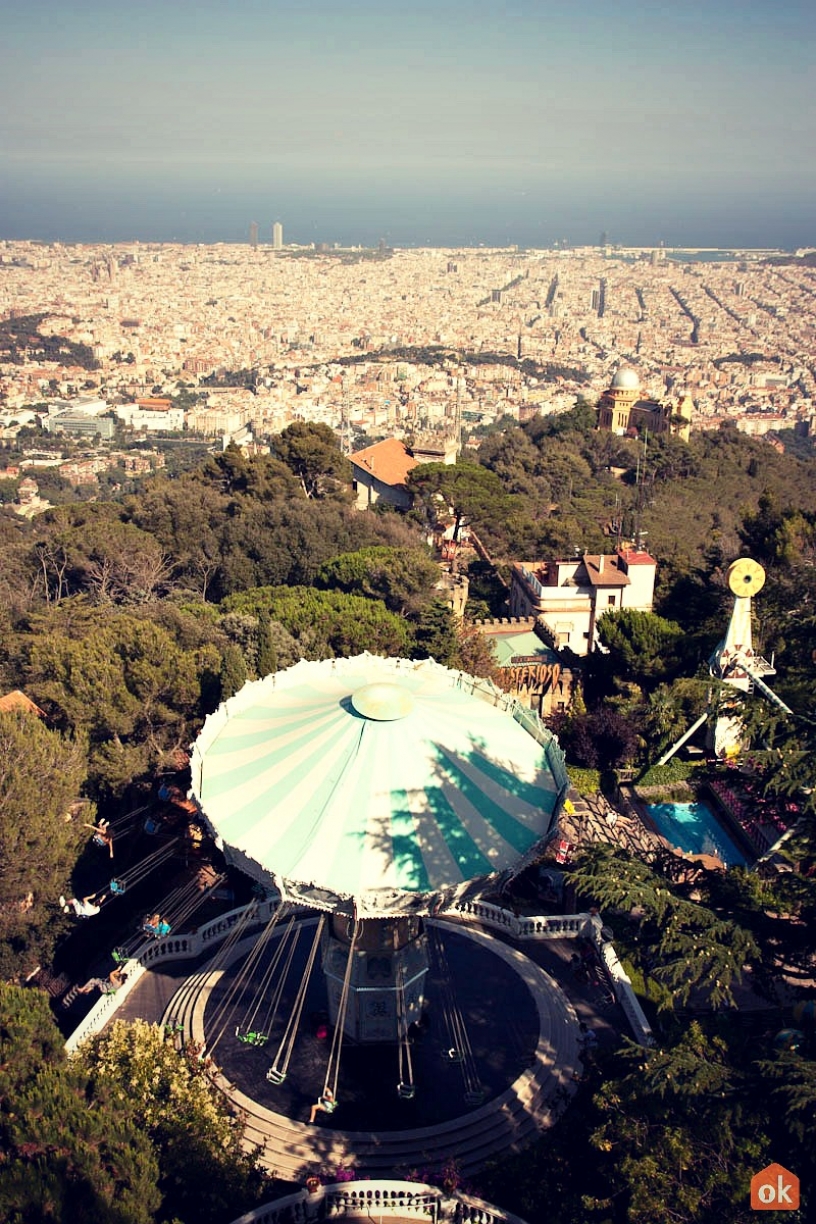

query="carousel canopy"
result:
[190,655,565,913]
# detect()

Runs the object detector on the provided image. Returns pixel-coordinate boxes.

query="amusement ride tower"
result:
[709,558,791,757]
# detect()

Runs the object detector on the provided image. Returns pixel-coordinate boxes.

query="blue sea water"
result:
[646,801,749,868]
[0,169,811,250]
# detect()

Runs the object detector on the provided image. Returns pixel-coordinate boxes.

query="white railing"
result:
[600,942,654,1046]
[226,1181,530,1224]
[64,961,146,1054]
[452,898,599,942]
[64,900,281,1053]
[66,897,653,1051]
[453,901,654,1046]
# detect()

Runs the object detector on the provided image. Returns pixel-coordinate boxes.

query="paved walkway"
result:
[558,787,664,861]
[189,920,584,1180]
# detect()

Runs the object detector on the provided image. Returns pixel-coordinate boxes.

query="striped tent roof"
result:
[191,655,563,915]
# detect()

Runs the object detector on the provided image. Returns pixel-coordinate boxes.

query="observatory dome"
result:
[190,654,566,916]
[610,367,640,391]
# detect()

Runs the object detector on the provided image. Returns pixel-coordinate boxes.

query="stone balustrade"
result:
[453,899,594,942]
[225,1181,530,1224]
[64,960,146,1054]
[600,943,654,1046]
[66,896,653,1052]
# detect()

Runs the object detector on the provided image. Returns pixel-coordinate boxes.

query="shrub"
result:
[567,766,602,796]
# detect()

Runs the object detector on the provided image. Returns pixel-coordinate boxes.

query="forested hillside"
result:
[470,404,816,581]
[0,418,813,960]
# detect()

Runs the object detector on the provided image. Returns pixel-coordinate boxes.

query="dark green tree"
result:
[407,460,515,544]
[590,1024,769,1224]
[20,603,218,794]
[571,845,760,1011]
[0,710,88,979]
[222,586,412,659]
[256,608,278,677]
[127,472,230,600]
[0,985,161,1224]
[315,544,440,613]
[739,492,816,572]
[218,643,247,702]
[556,705,640,771]
[35,510,174,605]
[410,597,461,667]
[272,421,352,498]
[640,678,709,762]
[755,1049,816,1145]
[595,609,685,689]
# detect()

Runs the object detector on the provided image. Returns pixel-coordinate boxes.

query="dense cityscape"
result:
[1,239,815,509]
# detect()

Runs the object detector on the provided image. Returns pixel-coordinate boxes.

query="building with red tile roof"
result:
[0,690,45,717]
[350,438,418,509]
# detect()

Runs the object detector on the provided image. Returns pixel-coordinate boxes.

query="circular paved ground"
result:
[183,918,577,1134]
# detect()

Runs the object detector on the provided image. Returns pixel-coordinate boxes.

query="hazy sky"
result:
[1,0,814,246]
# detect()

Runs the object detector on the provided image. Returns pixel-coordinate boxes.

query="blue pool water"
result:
[645,801,750,867]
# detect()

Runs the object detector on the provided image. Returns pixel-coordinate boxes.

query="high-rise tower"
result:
[249,221,259,248]
[272,221,283,249]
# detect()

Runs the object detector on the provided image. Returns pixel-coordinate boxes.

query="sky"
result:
[1,0,814,248]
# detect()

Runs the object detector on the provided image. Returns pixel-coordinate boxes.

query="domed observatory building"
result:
[597,366,693,441]
[190,655,568,1044]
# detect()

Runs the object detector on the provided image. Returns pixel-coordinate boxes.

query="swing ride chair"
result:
[110,870,227,966]
[108,838,181,896]
[187,655,568,1117]
[85,801,152,856]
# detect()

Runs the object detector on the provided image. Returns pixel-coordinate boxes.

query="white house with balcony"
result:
[509,547,657,655]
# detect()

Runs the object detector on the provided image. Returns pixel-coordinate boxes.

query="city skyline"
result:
[1,0,815,249]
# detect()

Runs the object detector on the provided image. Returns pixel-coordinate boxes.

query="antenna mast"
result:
[340,376,352,456]
[633,429,649,546]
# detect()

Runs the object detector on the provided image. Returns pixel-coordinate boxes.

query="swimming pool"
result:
[645,800,750,867]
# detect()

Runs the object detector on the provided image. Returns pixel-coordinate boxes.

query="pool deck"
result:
[557,787,665,862]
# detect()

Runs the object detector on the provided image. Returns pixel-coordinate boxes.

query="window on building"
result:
[608,594,617,606]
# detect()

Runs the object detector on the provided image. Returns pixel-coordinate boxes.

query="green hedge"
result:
[567,766,602,796]
[637,758,701,788]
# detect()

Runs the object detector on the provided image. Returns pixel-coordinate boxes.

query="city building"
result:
[116,398,185,433]
[1,242,813,453]
[249,221,259,249]
[509,546,657,655]
[596,367,693,441]
[43,410,116,439]
[272,222,283,249]
[0,689,45,717]
[13,476,50,517]
[410,434,459,465]
[186,402,252,439]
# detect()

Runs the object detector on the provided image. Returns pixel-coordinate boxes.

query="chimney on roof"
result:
[599,555,605,573]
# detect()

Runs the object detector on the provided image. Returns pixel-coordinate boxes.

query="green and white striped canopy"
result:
[191,655,563,915]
